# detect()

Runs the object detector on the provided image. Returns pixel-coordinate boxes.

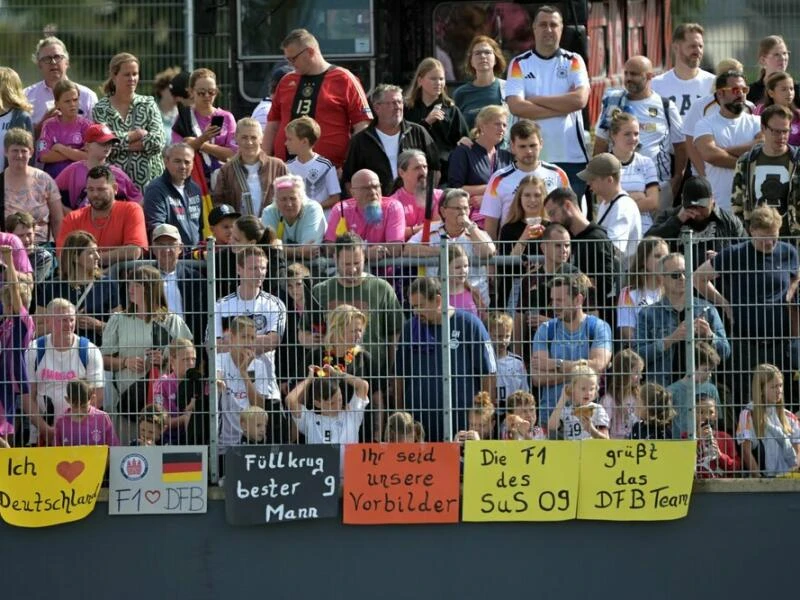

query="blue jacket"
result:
[142,171,203,246]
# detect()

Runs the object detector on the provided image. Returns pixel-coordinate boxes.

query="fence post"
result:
[439,236,453,441]
[185,0,195,73]
[682,228,697,440]
[205,237,219,482]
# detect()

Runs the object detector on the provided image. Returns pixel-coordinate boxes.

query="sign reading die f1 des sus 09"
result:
[108,446,209,515]
[224,445,340,525]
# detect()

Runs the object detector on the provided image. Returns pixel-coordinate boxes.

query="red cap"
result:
[85,123,120,144]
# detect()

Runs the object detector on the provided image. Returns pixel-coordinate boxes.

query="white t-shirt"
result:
[683,94,758,138]
[496,353,529,404]
[286,154,341,205]
[651,69,715,117]
[26,335,105,439]
[161,271,184,319]
[251,99,272,132]
[694,112,761,210]
[595,91,684,182]
[595,192,642,260]
[505,48,590,163]
[620,153,659,232]
[616,286,662,330]
[244,163,263,215]
[480,162,570,224]
[560,402,610,440]
[217,352,273,446]
[294,393,369,444]
[375,130,400,178]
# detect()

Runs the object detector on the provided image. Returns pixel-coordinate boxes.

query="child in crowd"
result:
[737,363,800,477]
[600,348,644,439]
[131,405,166,446]
[630,383,675,440]
[455,391,496,441]
[694,394,739,478]
[217,317,273,447]
[284,116,341,215]
[667,341,722,438]
[0,244,35,445]
[151,338,197,444]
[447,244,485,319]
[501,390,546,440]
[284,364,369,444]
[488,313,528,406]
[37,80,91,178]
[54,122,142,211]
[548,362,610,440]
[208,204,240,246]
[384,411,425,443]
[240,405,269,444]
[54,379,119,446]
[5,212,54,283]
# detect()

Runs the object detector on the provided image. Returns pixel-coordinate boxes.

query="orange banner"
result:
[343,443,461,525]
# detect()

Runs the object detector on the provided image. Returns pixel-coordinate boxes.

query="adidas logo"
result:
[524,73,537,79]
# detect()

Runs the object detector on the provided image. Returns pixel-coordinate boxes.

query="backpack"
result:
[602,89,672,132]
[34,335,90,372]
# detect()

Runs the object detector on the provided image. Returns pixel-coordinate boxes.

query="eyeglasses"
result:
[766,125,791,136]
[718,85,750,95]
[666,272,686,280]
[472,49,494,57]
[194,89,218,97]
[38,54,66,64]
[286,47,309,64]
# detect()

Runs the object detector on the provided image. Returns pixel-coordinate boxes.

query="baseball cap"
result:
[152,223,182,242]
[208,204,241,226]
[270,64,293,91]
[682,176,713,208]
[576,153,621,181]
[169,71,190,99]
[85,123,120,145]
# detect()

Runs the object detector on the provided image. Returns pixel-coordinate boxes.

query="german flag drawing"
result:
[162,452,204,483]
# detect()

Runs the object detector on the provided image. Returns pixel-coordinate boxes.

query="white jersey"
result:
[480,162,570,225]
[294,393,368,444]
[287,153,341,205]
[25,335,104,440]
[694,112,761,210]
[595,90,684,182]
[505,48,590,163]
[651,69,715,117]
[561,402,610,440]
[596,192,642,261]
[217,352,274,446]
[496,353,529,403]
[620,152,659,231]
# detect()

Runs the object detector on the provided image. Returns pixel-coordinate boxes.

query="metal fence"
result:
[3,232,799,482]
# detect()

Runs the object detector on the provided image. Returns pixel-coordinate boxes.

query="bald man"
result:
[594,55,686,212]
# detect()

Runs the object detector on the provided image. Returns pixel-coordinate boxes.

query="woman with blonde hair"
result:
[404,57,468,181]
[0,67,33,163]
[737,363,800,477]
[92,52,165,191]
[304,304,383,442]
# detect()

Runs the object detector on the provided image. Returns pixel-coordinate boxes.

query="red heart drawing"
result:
[56,461,85,483]
[144,490,161,504]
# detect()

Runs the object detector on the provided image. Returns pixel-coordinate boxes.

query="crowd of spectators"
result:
[2,10,800,479]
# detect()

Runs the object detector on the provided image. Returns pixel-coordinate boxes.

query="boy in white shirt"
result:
[284,116,341,216]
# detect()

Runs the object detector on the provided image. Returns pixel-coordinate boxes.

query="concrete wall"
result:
[4,492,798,599]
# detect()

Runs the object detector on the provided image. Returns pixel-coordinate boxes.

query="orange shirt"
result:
[56,201,149,256]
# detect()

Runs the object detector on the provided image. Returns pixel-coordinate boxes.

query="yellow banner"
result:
[0,447,107,528]
[462,441,580,521]
[577,440,696,521]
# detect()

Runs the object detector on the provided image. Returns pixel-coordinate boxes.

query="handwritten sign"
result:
[224,445,340,525]
[0,447,107,528]
[462,441,580,521]
[343,443,460,525]
[108,446,208,515]
[577,440,696,521]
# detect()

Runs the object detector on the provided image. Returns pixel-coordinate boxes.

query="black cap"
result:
[682,176,713,209]
[269,64,293,93]
[169,71,190,99]
[208,204,241,226]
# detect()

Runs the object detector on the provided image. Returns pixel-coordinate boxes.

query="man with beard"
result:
[647,176,746,268]
[342,84,439,196]
[389,150,444,240]
[55,165,148,266]
[694,71,762,211]
[594,56,686,204]
[323,169,405,262]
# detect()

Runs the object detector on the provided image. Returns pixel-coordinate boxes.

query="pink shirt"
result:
[171,108,238,152]
[0,233,33,276]
[152,373,179,416]
[55,160,143,209]
[449,289,478,316]
[37,116,93,178]
[323,197,406,244]
[389,187,443,233]
[24,80,98,125]
[54,406,119,446]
